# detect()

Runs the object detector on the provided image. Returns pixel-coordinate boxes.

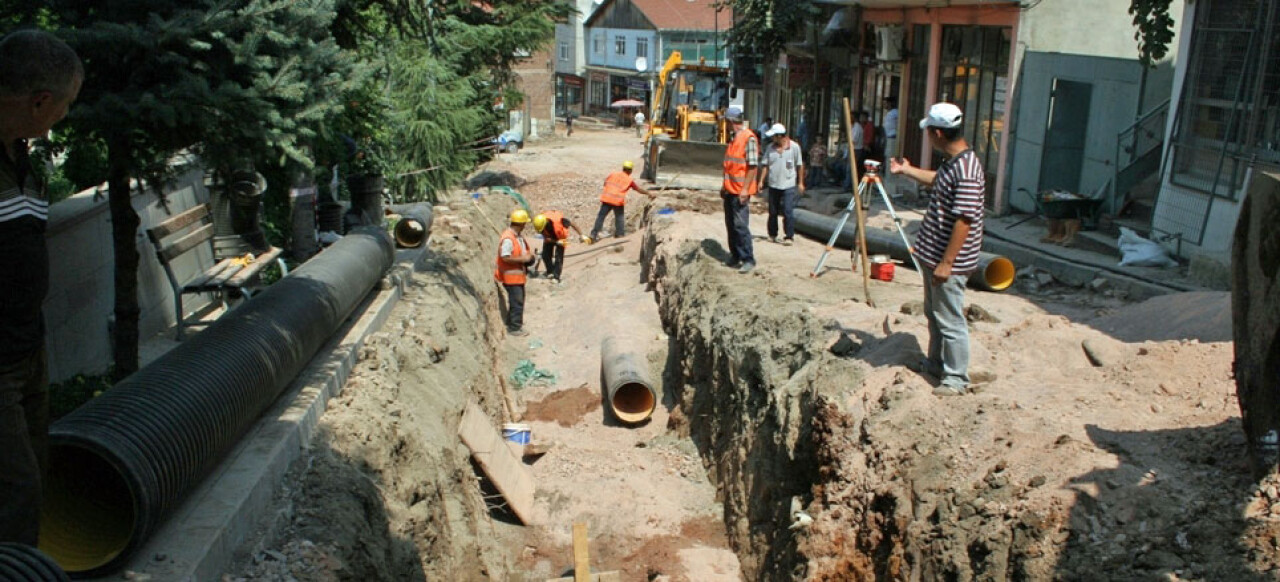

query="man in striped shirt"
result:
[0,30,82,546]
[888,102,984,396]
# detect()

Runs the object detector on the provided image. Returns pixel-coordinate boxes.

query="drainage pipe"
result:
[40,227,394,578]
[601,337,658,424]
[0,544,69,582]
[387,203,434,249]
[794,209,1016,292]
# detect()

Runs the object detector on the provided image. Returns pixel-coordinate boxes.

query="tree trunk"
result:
[108,138,141,380]
[1233,172,1280,477]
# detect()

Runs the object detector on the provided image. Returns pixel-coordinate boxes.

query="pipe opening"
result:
[981,257,1016,291]
[610,382,657,424]
[39,445,135,575]
[394,218,427,248]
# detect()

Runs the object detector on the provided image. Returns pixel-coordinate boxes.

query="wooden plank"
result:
[184,258,236,291]
[573,522,590,582]
[226,247,283,288]
[207,261,244,288]
[148,204,209,240]
[457,401,534,525]
[159,223,216,263]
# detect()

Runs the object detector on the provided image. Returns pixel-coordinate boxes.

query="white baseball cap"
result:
[764,123,787,137]
[919,102,964,129]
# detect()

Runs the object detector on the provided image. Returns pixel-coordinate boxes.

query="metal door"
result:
[1039,78,1093,193]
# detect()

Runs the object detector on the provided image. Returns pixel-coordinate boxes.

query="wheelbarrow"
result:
[1012,180,1109,231]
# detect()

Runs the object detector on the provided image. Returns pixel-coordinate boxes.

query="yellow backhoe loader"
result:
[641,51,734,191]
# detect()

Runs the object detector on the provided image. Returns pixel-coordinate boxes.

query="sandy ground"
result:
[227,125,1267,582]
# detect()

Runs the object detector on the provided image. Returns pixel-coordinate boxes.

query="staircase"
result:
[1111,99,1169,221]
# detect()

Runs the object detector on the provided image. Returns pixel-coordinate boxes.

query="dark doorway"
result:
[1039,78,1093,193]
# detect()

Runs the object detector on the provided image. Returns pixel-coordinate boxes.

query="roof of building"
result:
[586,0,729,32]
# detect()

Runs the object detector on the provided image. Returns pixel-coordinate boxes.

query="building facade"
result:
[554,0,597,116]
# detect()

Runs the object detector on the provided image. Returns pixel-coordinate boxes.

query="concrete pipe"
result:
[793,208,1016,292]
[40,227,394,577]
[388,203,434,249]
[601,337,658,424]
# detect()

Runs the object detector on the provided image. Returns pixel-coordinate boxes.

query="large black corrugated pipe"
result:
[39,227,394,578]
[387,203,433,249]
[0,544,69,581]
[601,337,658,425]
[794,208,1016,292]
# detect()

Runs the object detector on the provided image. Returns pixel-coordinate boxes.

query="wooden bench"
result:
[146,203,286,340]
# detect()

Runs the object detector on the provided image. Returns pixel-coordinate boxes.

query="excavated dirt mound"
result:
[640,205,1280,581]
[1090,291,1232,343]
[229,195,521,581]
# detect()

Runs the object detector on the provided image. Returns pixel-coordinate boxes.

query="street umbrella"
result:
[610,99,644,108]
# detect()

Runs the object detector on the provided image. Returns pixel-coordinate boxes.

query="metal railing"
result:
[1111,99,1170,214]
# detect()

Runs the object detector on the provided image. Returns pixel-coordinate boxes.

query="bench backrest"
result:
[146,204,215,264]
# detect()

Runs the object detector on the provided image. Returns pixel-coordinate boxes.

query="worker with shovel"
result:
[888,102,986,396]
[532,211,588,281]
[588,160,652,241]
[495,209,537,337]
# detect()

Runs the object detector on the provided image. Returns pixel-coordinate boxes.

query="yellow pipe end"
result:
[611,383,657,424]
[39,445,135,575]
[982,257,1017,291]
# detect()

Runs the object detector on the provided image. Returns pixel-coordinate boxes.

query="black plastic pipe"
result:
[601,337,658,424]
[387,203,434,249]
[40,227,394,577]
[0,544,69,581]
[794,208,1016,292]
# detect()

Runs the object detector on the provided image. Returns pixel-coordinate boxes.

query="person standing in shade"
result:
[495,209,536,337]
[847,120,864,190]
[882,98,900,192]
[721,106,760,273]
[806,133,827,188]
[758,123,805,245]
[889,102,986,396]
[756,116,773,141]
[532,211,587,281]
[0,29,82,546]
[589,160,652,241]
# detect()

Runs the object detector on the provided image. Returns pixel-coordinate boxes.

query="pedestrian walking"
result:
[565,111,575,137]
[0,29,82,547]
[532,210,588,281]
[589,160,652,241]
[758,123,805,245]
[495,209,536,336]
[634,110,645,138]
[889,102,986,396]
[721,106,760,273]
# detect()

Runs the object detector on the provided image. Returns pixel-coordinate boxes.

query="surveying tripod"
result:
[811,160,922,276]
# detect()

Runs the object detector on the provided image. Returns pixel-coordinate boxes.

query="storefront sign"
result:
[590,71,608,83]
[627,77,648,90]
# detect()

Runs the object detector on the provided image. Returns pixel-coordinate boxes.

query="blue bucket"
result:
[502,423,531,445]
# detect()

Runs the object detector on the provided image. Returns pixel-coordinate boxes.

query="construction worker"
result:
[532,211,588,281]
[721,106,760,273]
[495,209,536,337]
[589,160,652,241]
[890,102,986,396]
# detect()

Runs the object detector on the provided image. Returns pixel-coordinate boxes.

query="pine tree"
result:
[43,0,361,378]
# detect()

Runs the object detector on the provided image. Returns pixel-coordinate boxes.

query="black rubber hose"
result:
[0,544,70,581]
[40,227,394,578]
[793,208,1017,292]
[387,203,434,249]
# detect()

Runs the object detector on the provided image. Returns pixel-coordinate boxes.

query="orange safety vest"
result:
[544,210,570,240]
[494,228,529,285]
[600,171,634,206]
[723,129,759,196]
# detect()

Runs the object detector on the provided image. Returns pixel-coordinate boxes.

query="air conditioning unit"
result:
[875,25,905,62]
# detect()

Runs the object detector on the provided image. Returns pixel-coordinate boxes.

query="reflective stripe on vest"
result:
[723,130,758,196]
[494,228,528,285]
[544,210,569,240]
[600,171,633,206]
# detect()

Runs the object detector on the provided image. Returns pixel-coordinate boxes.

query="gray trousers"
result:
[504,284,525,331]
[922,267,970,388]
[0,348,47,545]
[590,203,625,239]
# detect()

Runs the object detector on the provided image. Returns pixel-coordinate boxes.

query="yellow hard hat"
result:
[532,214,548,231]
[622,160,634,170]
[510,209,531,224]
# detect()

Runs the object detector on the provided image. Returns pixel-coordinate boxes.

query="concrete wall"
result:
[1007,52,1146,213]
[1017,0,1184,60]
[555,23,577,75]
[43,166,214,382]
[586,26,658,70]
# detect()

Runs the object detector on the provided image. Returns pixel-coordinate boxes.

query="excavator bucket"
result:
[644,137,728,191]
